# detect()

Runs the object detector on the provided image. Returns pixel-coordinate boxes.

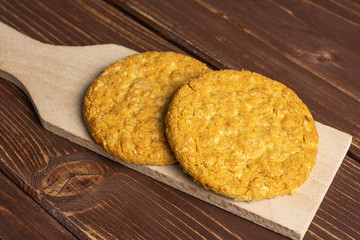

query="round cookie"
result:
[83,51,210,165]
[166,70,319,201]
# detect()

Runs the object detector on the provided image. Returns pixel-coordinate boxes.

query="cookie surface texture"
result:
[166,70,319,201]
[83,51,210,165]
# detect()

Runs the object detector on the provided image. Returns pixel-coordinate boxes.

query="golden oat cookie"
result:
[166,70,319,201]
[83,51,210,165]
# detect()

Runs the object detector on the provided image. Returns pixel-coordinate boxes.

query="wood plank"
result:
[307,156,360,240]
[0,0,358,239]
[0,18,353,239]
[0,171,76,240]
[0,0,177,51]
[112,0,360,159]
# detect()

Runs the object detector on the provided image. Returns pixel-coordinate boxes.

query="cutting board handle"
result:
[0,22,44,91]
[0,21,137,93]
[0,21,137,142]
[0,22,39,50]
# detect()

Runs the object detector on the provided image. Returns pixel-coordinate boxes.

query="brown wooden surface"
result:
[0,171,76,239]
[0,0,359,240]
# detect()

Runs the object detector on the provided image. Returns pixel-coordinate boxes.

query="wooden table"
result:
[0,0,359,239]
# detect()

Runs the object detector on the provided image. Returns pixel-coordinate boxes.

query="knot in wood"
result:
[38,156,106,197]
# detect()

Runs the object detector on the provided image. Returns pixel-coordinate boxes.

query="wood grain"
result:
[0,0,178,51]
[112,0,360,159]
[307,156,360,240]
[0,171,76,240]
[0,0,359,239]
[0,19,353,239]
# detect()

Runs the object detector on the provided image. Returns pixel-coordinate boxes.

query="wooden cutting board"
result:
[0,22,352,240]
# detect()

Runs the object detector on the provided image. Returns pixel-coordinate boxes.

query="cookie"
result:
[166,70,319,201]
[83,51,211,165]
